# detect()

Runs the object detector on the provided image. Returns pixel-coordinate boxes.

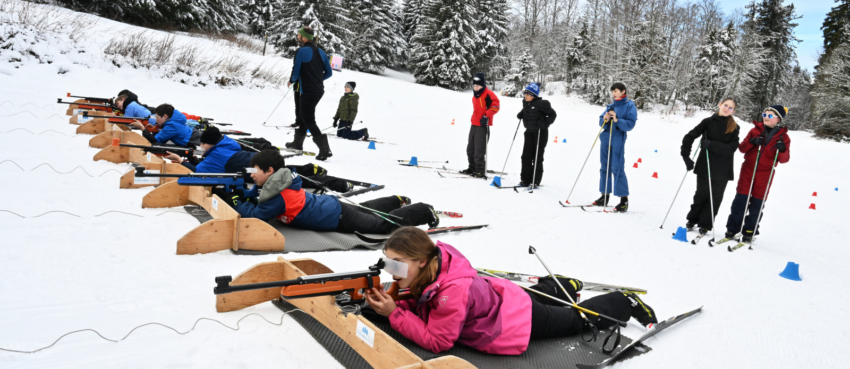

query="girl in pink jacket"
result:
[364,227,658,354]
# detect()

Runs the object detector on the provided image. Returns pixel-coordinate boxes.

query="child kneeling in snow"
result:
[364,227,658,354]
[230,150,438,234]
[333,82,369,140]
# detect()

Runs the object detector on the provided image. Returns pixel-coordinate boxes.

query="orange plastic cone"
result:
[554,136,558,143]
[112,138,121,146]
[451,119,455,125]
[809,203,816,210]
[652,172,658,178]
[633,163,638,168]
[638,158,643,163]
[812,192,817,196]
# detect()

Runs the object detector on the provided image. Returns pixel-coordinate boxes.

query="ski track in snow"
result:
[1,2,849,368]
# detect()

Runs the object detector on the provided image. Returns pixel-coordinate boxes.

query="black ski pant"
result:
[725,192,765,235]
[294,91,324,139]
[335,196,404,235]
[528,278,632,339]
[520,129,548,185]
[466,125,489,173]
[300,175,350,193]
[686,175,728,230]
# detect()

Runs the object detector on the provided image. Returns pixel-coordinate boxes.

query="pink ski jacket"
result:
[389,241,532,354]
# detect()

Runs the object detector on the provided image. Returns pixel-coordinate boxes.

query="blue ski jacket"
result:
[124,101,155,125]
[181,135,255,173]
[236,169,342,231]
[153,110,193,146]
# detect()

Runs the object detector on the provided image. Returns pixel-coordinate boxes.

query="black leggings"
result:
[335,196,404,234]
[527,278,632,339]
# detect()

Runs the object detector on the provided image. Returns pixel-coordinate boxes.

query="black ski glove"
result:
[333,118,338,128]
[775,140,786,153]
[480,116,489,126]
[701,137,712,150]
[683,156,695,171]
[749,135,764,146]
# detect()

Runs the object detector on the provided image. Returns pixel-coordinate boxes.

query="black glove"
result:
[333,118,338,128]
[700,137,711,149]
[749,135,764,146]
[775,140,786,153]
[480,116,489,125]
[187,155,201,166]
[683,156,695,171]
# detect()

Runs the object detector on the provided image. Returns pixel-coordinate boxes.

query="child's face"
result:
[473,85,483,92]
[763,111,780,128]
[345,86,352,94]
[117,99,125,109]
[611,89,624,99]
[251,165,273,186]
[155,114,168,125]
[200,143,214,151]
[384,248,426,289]
[524,93,534,102]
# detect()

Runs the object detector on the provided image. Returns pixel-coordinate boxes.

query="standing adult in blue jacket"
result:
[165,126,255,173]
[130,104,201,147]
[592,83,637,212]
[284,26,334,161]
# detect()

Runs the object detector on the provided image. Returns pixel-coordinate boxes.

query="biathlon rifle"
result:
[57,99,114,112]
[65,92,114,105]
[213,258,414,306]
[121,143,195,158]
[134,167,249,193]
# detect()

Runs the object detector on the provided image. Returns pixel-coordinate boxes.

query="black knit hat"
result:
[472,73,486,87]
[345,81,356,91]
[765,105,788,121]
[200,126,223,145]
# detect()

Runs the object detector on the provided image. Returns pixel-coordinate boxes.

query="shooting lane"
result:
[142,181,285,255]
[216,256,476,369]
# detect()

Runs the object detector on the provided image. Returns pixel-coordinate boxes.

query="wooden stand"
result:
[216,257,476,369]
[93,146,163,165]
[89,130,148,148]
[65,99,87,116]
[76,119,114,135]
[143,182,285,255]
[119,162,192,189]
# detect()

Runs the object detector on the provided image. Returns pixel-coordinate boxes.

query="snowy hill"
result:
[2,1,849,368]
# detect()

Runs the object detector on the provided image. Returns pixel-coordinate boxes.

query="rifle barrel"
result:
[213,269,378,295]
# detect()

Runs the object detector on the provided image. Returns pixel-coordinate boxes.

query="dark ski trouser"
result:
[520,129,548,185]
[335,196,405,235]
[686,175,728,229]
[527,277,632,339]
[466,125,489,172]
[300,175,350,193]
[725,192,765,235]
[337,120,366,140]
[294,91,325,140]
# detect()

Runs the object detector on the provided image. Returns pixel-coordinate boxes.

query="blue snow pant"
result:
[599,134,629,197]
[337,120,366,140]
[725,193,765,235]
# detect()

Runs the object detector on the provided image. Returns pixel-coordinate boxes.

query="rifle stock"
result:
[120,143,194,158]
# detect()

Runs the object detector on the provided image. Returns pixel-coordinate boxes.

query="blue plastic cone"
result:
[368,141,376,150]
[654,150,658,153]
[307,129,310,134]
[409,156,418,166]
[836,187,839,191]
[672,227,688,242]
[779,262,802,281]
[562,139,567,143]
[491,176,502,187]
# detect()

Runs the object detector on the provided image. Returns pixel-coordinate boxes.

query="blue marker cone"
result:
[654,150,658,153]
[368,141,376,150]
[409,156,418,166]
[307,129,310,134]
[672,227,688,242]
[836,187,839,191]
[491,176,502,187]
[779,262,802,281]
[562,139,566,143]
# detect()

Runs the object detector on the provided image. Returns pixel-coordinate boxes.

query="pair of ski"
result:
[559,201,625,213]
[354,224,487,243]
[476,269,647,295]
[281,147,317,156]
[710,235,756,252]
[494,183,542,192]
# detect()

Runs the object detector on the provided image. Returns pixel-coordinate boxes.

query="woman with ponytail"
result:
[364,227,657,354]
[680,98,741,235]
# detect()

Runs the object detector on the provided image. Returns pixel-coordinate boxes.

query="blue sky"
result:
[717,0,833,72]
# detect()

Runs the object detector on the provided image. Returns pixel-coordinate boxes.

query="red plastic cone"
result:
[652,172,658,178]
[638,158,643,163]
[451,119,455,125]
[633,163,639,168]
[809,203,816,210]
[812,192,817,196]
[112,138,121,146]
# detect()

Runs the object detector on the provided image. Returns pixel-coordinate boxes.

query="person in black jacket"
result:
[680,98,740,234]
[516,83,556,187]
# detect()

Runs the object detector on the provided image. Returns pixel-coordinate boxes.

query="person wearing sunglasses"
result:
[724,105,791,242]
[679,98,741,236]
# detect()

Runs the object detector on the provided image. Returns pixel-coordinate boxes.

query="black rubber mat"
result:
[271,298,651,369]
[182,206,385,254]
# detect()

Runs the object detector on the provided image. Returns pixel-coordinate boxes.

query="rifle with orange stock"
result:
[120,143,195,159]
[64,93,114,106]
[57,99,115,113]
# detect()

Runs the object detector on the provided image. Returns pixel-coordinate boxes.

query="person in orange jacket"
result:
[461,73,500,178]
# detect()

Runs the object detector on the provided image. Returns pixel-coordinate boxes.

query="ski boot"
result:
[362,128,369,141]
[459,167,475,175]
[315,134,333,161]
[686,222,696,230]
[398,196,412,207]
[285,132,306,150]
[614,196,629,212]
[428,206,440,229]
[592,193,610,206]
[471,171,486,178]
[725,230,737,240]
[741,230,755,243]
[518,181,530,187]
[624,292,658,328]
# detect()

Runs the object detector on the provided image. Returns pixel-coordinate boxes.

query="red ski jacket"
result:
[735,122,791,199]
[470,88,500,126]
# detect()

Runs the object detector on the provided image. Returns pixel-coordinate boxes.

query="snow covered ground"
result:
[2,1,849,368]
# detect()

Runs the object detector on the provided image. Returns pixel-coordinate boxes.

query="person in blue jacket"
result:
[164,126,255,173]
[115,92,155,125]
[284,26,334,161]
[130,104,201,147]
[231,150,438,234]
[592,83,637,212]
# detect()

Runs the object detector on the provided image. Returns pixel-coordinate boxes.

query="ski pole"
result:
[321,120,362,133]
[601,117,614,210]
[298,175,403,225]
[529,128,541,193]
[705,148,717,242]
[396,160,449,164]
[736,143,764,239]
[483,124,490,180]
[527,246,627,328]
[262,85,294,129]
[564,125,604,204]
[745,151,780,249]
[659,142,702,228]
[499,119,522,176]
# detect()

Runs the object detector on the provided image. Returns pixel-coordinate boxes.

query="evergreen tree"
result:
[269,0,351,57]
[812,26,850,141]
[692,22,736,109]
[400,0,423,67]
[821,0,850,62]
[627,19,665,109]
[408,0,481,90]
[245,0,279,36]
[742,0,800,121]
[566,21,592,85]
[343,0,407,74]
[502,49,537,97]
[775,64,813,130]
[473,0,510,78]
[193,0,248,33]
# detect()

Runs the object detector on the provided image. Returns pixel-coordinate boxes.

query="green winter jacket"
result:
[334,93,359,122]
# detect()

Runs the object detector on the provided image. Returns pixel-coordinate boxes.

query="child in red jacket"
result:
[461,73,500,178]
[724,105,791,242]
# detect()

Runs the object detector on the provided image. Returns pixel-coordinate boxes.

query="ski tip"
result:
[580,206,588,212]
